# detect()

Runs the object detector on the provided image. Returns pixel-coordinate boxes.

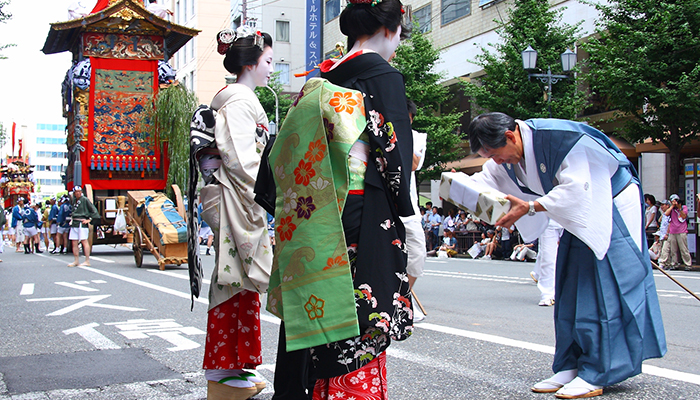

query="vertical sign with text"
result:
[306,0,322,80]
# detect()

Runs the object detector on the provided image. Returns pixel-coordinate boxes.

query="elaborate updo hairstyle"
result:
[339,0,411,50]
[217,28,273,76]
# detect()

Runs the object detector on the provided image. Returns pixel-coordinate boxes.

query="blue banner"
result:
[305,0,322,80]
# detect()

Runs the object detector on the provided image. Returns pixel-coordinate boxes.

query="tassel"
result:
[128,156,133,171]
[74,159,82,187]
[115,156,121,171]
[294,67,317,78]
[90,156,95,170]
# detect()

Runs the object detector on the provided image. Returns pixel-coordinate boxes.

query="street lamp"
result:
[264,85,279,136]
[521,45,577,118]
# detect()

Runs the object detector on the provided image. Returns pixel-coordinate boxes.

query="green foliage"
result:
[583,0,700,193]
[392,26,463,182]
[462,0,585,120]
[0,0,15,59]
[149,84,199,198]
[255,72,293,130]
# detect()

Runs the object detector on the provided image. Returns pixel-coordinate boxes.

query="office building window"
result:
[441,0,469,25]
[36,123,66,131]
[38,179,63,186]
[275,63,290,85]
[36,151,68,158]
[325,0,340,23]
[414,4,432,33]
[276,20,290,42]
[176,0,181,24]
[36,137,66,145]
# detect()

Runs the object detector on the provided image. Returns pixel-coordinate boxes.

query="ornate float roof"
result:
[42,0,199,59]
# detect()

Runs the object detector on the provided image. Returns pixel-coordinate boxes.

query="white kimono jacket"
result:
[470,120,643,259]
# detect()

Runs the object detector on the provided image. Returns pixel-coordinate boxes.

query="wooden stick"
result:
[411,288,427,316]
[651,260,700,303]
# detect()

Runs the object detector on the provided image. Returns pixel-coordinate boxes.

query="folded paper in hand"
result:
[439,172,511,225]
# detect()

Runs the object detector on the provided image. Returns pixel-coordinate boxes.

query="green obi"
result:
[267,78,366,351]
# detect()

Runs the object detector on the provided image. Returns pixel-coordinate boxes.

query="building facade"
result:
[170,0,308,109]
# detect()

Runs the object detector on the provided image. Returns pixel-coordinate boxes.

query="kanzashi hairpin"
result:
[216,26,265,55]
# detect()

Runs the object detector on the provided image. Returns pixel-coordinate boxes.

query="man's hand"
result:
[495,195,528,228]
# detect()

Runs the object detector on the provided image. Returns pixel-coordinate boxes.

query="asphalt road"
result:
[1,243,699,399]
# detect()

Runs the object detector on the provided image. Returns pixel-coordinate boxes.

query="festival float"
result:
[41,0,198,268]
[1,156,34,209]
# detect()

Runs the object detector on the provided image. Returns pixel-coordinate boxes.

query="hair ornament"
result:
[216,25,265,55]
[347,0,383,6]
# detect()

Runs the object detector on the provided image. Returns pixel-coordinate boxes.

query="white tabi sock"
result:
[205,369,255,388]
[532,368,578,391]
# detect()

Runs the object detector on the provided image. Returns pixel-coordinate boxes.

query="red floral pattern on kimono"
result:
[203,291,262,369]
[312,352,387,400]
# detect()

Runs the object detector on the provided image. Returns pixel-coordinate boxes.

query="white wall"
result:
[639,152,668,201]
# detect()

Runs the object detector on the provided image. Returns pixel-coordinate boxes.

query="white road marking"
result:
[77,264,700,386]
[20,283,35,296]
[55,281,99,292]
[654,272,700,280]
[148,269,212,285]
[416,322,555,354]
[79,265,209,305]
[77,265,282,325]
[76,280,90,284]
[28,294,146,316]
[63,322,121,350]
[643,365,700,386]
[424,270,532,285]
[89,256,115,263]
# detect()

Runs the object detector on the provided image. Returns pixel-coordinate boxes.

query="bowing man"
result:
[463,112,666,399]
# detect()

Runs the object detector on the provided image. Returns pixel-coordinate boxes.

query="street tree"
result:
[255,71,293,132]
[584,0,700,194]
[462,0,585,120]
[0,0,15,59]
[392,26,463,182]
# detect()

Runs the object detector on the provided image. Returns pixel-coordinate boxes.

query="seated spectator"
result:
[510,240,538,262]
[649,232,662,261]
[481,229,502,260]
[466,231,488,258]
[427,229,458,257]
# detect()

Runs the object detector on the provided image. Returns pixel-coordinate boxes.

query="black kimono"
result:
[308,51,415,379]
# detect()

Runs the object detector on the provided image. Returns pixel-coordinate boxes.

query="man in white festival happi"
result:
[452,112,666,399]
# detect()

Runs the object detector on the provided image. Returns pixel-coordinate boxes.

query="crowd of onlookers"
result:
[422,192,697,270]
[646,193,694,271]
[420,201,530,261]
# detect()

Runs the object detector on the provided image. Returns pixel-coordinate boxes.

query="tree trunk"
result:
[668,146,681,199]
[664,127,682,199]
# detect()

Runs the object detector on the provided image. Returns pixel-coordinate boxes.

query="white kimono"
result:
[200,84,273,310]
